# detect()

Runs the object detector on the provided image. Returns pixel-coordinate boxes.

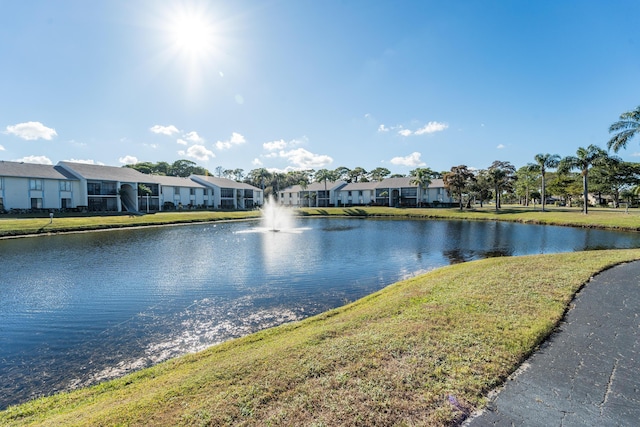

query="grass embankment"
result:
[2,249,640,426]
[0,211,260,238]
[298,205,640,231]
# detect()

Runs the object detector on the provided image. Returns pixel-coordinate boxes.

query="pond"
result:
[1,217,639,409]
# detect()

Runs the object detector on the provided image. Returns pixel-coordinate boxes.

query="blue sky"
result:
[1,0,639,175]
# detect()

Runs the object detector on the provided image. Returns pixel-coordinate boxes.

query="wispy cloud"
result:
[119,155,138,165]
[179,144,215,161]
[6,122,57,140]
[414,121,449,135]
[278,148,333,169]
[497,144,505,149]
[215,132,246,150]
[150,125,180,136]
[390,152,426,167]
[66,159,104,165]
[0,144,4,151]
[263,139,288,151]
[184,131,204,143]
[14,155,53,164]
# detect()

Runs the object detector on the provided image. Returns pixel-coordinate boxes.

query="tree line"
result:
[125,105,640,214]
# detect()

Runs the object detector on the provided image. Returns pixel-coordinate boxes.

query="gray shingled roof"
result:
[147,175,206,188]
[340,181,378,191]
[59,161,149,182]
[0,160,78,180]
[191,175,261,190]
[284,181,347,192]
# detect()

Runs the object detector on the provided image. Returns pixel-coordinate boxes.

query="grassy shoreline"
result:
[1,207,639,425]
[2,250,639,426]
[1,205,639,239]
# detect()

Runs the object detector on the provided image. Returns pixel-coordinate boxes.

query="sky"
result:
[1,0,640,176]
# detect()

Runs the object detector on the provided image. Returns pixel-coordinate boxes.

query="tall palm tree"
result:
[527,153,560,211]
[559,145,609,214]
[314,169,336,207]
[487,161,516,211]
[409,167,436,206]
[607,105,640,152]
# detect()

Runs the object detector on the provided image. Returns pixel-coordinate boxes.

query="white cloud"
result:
[177,138,188,145]
[378,124,389,132]
[263,139,288,151]
[65,158,104,165]
[184,131,204,143]
[631,152,640,157]
[215,132,246,150]
[14,155,52,165]
[390,152,426,167]
[179,144,215,161]
[6,122,57,140]
[252,158,263,166]
[150,125,179,136]
[119,155,138,165]
[414,121,448,135]
[0,144,4,151]
[496,144,505,149]
[279,148,333,169]
[144,143,159,149]
[398,129,412,137]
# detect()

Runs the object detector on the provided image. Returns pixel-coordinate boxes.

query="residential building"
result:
[279,181,347,207]
[0,160,81,212]
[190,175,263,209]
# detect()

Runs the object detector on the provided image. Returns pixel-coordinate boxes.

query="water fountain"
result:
[237,195,308,234]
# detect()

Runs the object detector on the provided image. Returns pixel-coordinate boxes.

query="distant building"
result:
[0,161,262,213]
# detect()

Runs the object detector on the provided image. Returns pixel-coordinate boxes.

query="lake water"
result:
[1,217,639,409]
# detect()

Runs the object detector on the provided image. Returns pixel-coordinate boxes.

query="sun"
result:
[166,3,219,62]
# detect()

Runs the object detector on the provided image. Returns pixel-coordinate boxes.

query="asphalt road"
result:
[465,261,640,427]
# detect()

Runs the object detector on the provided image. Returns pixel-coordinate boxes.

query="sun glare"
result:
[171,12,214,58]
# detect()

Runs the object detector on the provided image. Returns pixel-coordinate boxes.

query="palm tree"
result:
[409,167,436,206]
[527,153,560,211]
[559,145,609,214]
[487,161,516,211]
[607,105,640,152]
[314,169,336,207]
[443,165,475,210]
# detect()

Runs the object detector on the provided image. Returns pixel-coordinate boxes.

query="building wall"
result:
[0,176,82,210]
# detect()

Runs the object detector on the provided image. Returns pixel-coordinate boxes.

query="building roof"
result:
[283,180,347,192]
[148,175,206,188]
[0,160,78,180]
[191,175,261,191]
[340,181,378,191]
[58,161,149,182]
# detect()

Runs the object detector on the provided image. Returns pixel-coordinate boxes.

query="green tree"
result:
[333,166,352,183]
[314,169,337,207]
[515,166,539,206]
[527,153,560,211]
[350,167,369,182]
[409,167,437,206]
[559,145,609,214]
[607,105,640,152]
[590,159,638,208]
[443,165,475,210]
[487,161,516,211]
[468,169,492,207]
[368,167,390,182]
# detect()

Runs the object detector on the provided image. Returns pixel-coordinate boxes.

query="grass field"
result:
[1,207,639,425]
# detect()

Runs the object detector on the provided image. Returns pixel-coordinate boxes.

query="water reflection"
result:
[1,218,639,409]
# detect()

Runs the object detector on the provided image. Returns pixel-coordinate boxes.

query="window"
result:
[0,178,3,190]
[59,181,72,191]
[31,198,42,209]
[174,187,180,195]
[61,198,71,209]
[221,188,234,198]
[29,179,43,191]
[190,188,196,196]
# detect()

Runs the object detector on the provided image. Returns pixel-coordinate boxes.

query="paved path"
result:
[465,261,640,427]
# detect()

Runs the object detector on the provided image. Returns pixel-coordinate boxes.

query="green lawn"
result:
[1,207,639,426]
